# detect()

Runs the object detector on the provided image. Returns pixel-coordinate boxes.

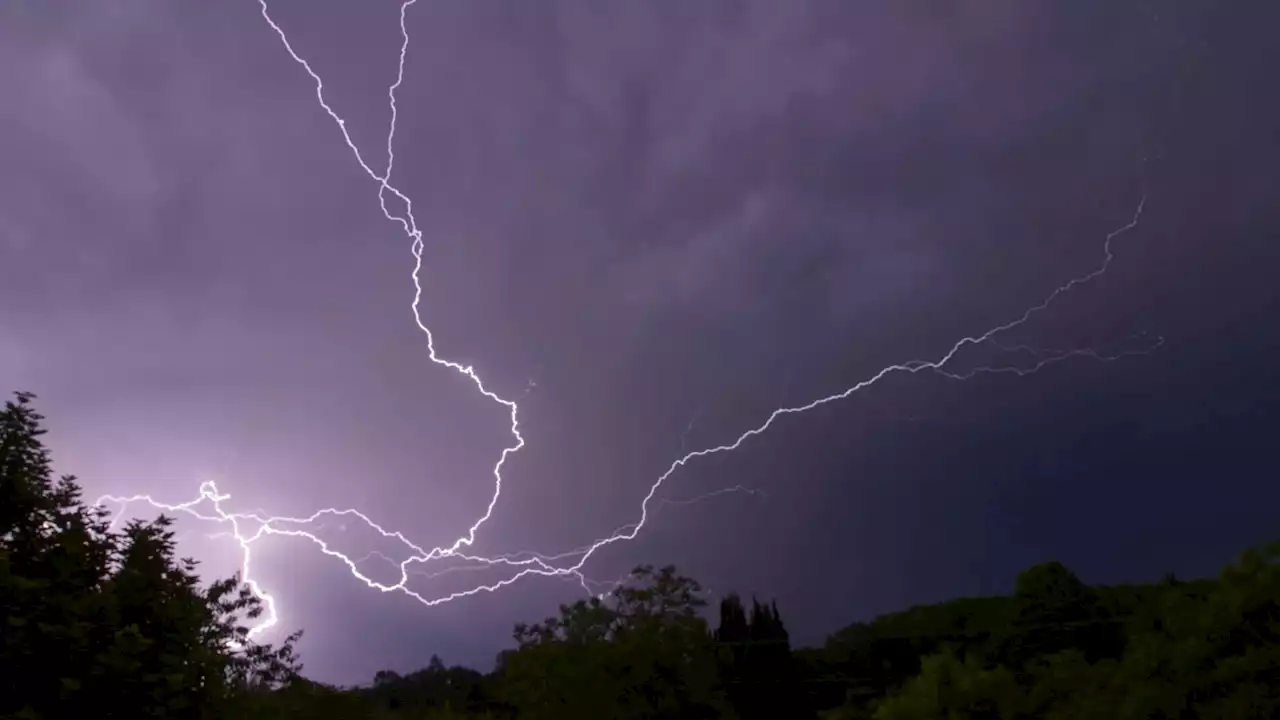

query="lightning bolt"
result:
[661,485,768,507]
[95,0,1161,642]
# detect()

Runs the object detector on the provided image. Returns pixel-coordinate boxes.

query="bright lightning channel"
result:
[95,0,1160,640]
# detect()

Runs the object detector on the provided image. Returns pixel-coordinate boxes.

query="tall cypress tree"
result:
[715,593,751,645]
[714,593,810,719]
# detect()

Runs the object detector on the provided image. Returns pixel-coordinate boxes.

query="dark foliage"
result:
[4,390,1278,718]
[1,392,301,719]
[714,594,809,719]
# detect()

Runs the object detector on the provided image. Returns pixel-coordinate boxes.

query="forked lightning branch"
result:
[97,0,1161,639]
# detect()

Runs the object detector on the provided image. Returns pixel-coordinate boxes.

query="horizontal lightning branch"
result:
[94,0,1160,640]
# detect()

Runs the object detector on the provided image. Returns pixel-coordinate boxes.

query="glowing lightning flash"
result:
[95,1,1161,641]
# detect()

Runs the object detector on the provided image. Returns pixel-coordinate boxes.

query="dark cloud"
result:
[3,0,1278,684]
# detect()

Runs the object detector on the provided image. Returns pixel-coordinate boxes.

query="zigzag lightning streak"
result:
[95,0,1159,639]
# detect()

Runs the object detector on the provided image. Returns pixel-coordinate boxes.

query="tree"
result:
[1046,543,1280,719]
[865,545,1280,720]
[363,654,496,717]
[999,560,1122,666]
[497,564,730,719]
[715,594,809,719]
[873,651,1026,720]
[1,391,116,717]
[0,391,301,718]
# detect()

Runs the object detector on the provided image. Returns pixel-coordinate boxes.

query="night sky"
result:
[3,0,1278,685]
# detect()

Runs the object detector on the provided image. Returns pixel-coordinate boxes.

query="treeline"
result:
[0,391,300,719]
[3,390,1278,718]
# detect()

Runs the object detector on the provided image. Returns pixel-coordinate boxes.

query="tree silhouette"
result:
[713,593,810,719]
[499,564,728,719]
[5,388,1279,718]
[0,391,301,718]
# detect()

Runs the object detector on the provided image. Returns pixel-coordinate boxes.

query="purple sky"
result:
[3,0,1279,685]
